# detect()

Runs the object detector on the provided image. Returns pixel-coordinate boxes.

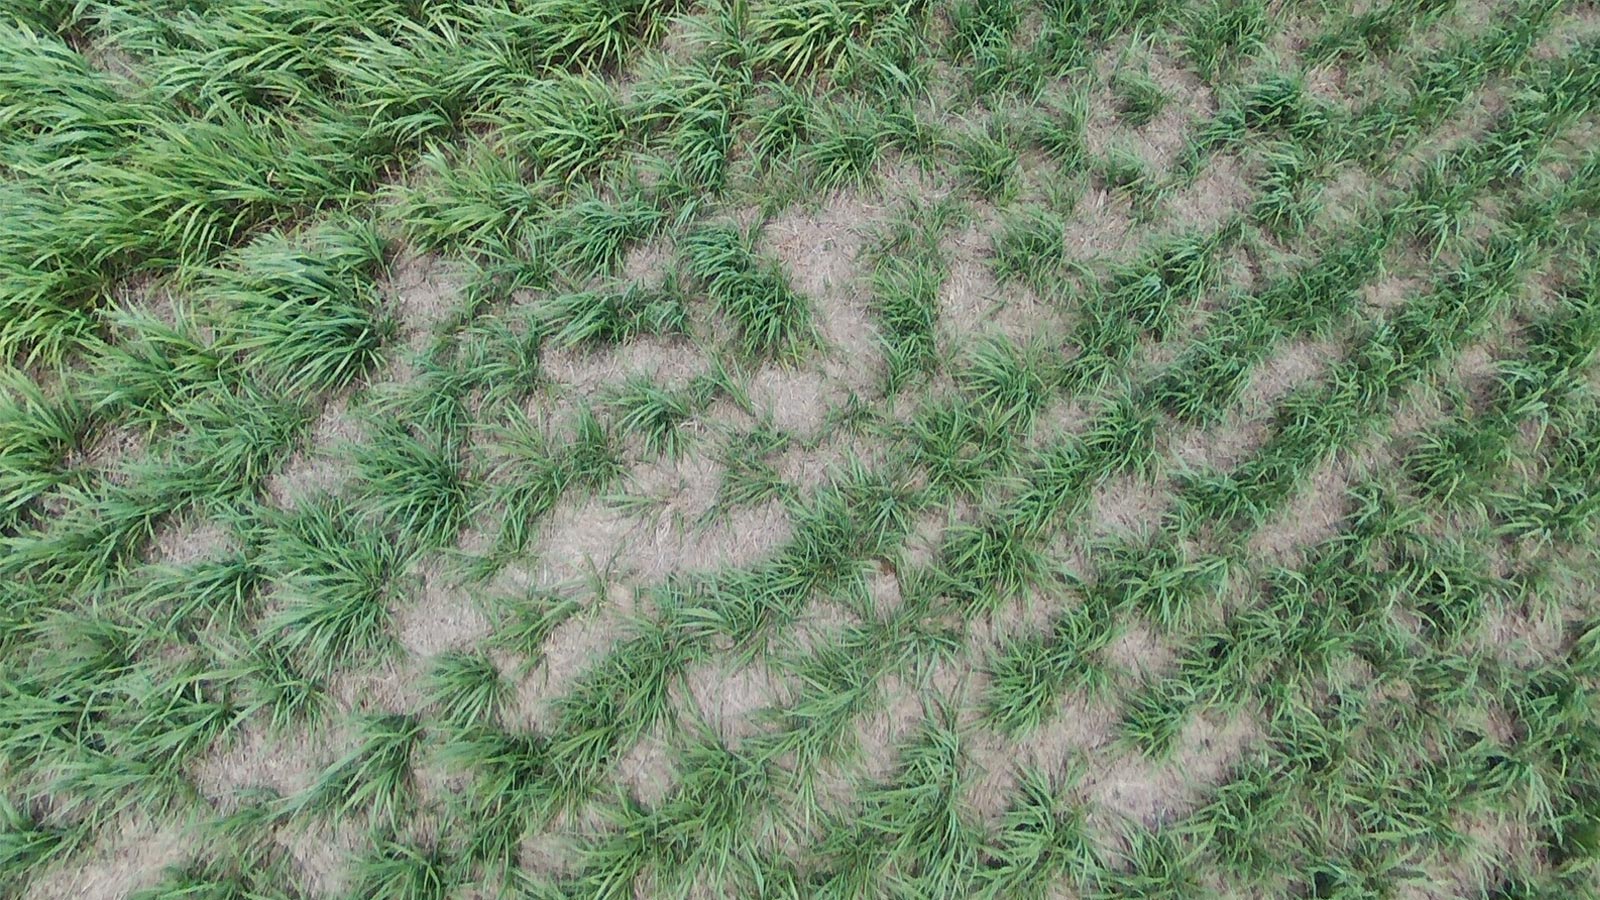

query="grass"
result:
[3,3,1600,898]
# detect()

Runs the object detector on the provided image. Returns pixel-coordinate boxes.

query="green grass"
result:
[3,3,1600,898]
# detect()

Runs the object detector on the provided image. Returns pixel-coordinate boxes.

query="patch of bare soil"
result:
[758,186,896,392]
[1088,474,1172,542]
[1060,187,1139,261]
[547,327,704,389]
[190,719,320,805]
[683,659,784,744]
[1167,155,1254,230]
[23,817,191,900]
[533,451,792,589]
[940,210,1068,346]
[264,397,361,508]
[1084,711,1261,827]
[382,250,464,354]
[147,513,238,566]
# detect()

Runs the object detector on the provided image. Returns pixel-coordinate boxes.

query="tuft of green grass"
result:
[427,651,511,731]
[352,423,472,550]
[1112,69,1169,128]
[607,375,699,460]
[683,223,815,360]
[293,713,423,828]
[260,498,401,676]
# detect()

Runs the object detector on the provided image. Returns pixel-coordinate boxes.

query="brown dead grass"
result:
[24,816,191,900]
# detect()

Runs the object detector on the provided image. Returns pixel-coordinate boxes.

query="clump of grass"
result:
[539,281,689,348]
[486,73,629,186]
[210,222,392,395]
[1097,146,1162,213]
[683,223,815,361]
[351,423,471,550]
[607,375,699,459]
[938,515,1051,613]
[0,368,86,528]
[349,840,456,900]
[990,204,1066,289]
[907,396,1014,498]
[479,405,624,564]
[871,196,962,390]
[391,141,550,256]
[708,421,794,517]
[0,794,85,891]
[427,651,510,732]
[1183,0,1269,81]
[1026,91,1089,174]
[293,713,422,828]
[798,98,895,193]
[260,498,401,676]
[1112,69,1169,128]
[954,120,1020,200]
[489,588,586,675]
[748,0,924,79]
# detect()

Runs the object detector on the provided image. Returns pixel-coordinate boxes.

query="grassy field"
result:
[3,0,1600,897]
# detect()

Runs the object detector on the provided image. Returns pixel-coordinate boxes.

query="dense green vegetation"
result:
[2,0,1599,897]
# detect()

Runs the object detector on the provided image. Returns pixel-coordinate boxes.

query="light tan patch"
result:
[759,188,890,392]
[1061,187,1138,260]
[534,452,791,588]
[940,208,1068,346]
[1368,249,1431,316]
[1174,413,1270,473]
[1248,458,1352,565]
[849,673,925,785]
[1012,694,1122,773]
[190,719,320,804]
[621,237,674,283]
[265,398,361,508]
[328,657,427,716]
[1239,338,1341,413]
[394,558,492,659]
[280,820,366,899]
[23,816,190,900]
[1166,155,1252,230]
[513,588,632,731]
[72,424,146,482]
[684,660,783,744]
[382,250,463,352]
[616,725,676,808]
[148,515,237,566]
[1105,620,1175,681]
[1085,711,1260,826]
[1089,474,1170,540]
[540,336,705,399]
[745,365,845,437]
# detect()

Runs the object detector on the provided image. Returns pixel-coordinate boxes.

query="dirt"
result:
[1238,337,1343,414]
[190,719,321,805]
[1167,155,1254,230]
[264,397,363,508]
[540,335,706,399]
[1088,474,1173,541]
[393,555,493,658]
[1083,711,1261,827]
[23,817,192,900]
[147,514,238,566]
[939,209,1068,345]
[381,250,464,353]
[533,451,793,588]
[1059,187,1139,262]
[683,659,783,744]
[759,187,890,376]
